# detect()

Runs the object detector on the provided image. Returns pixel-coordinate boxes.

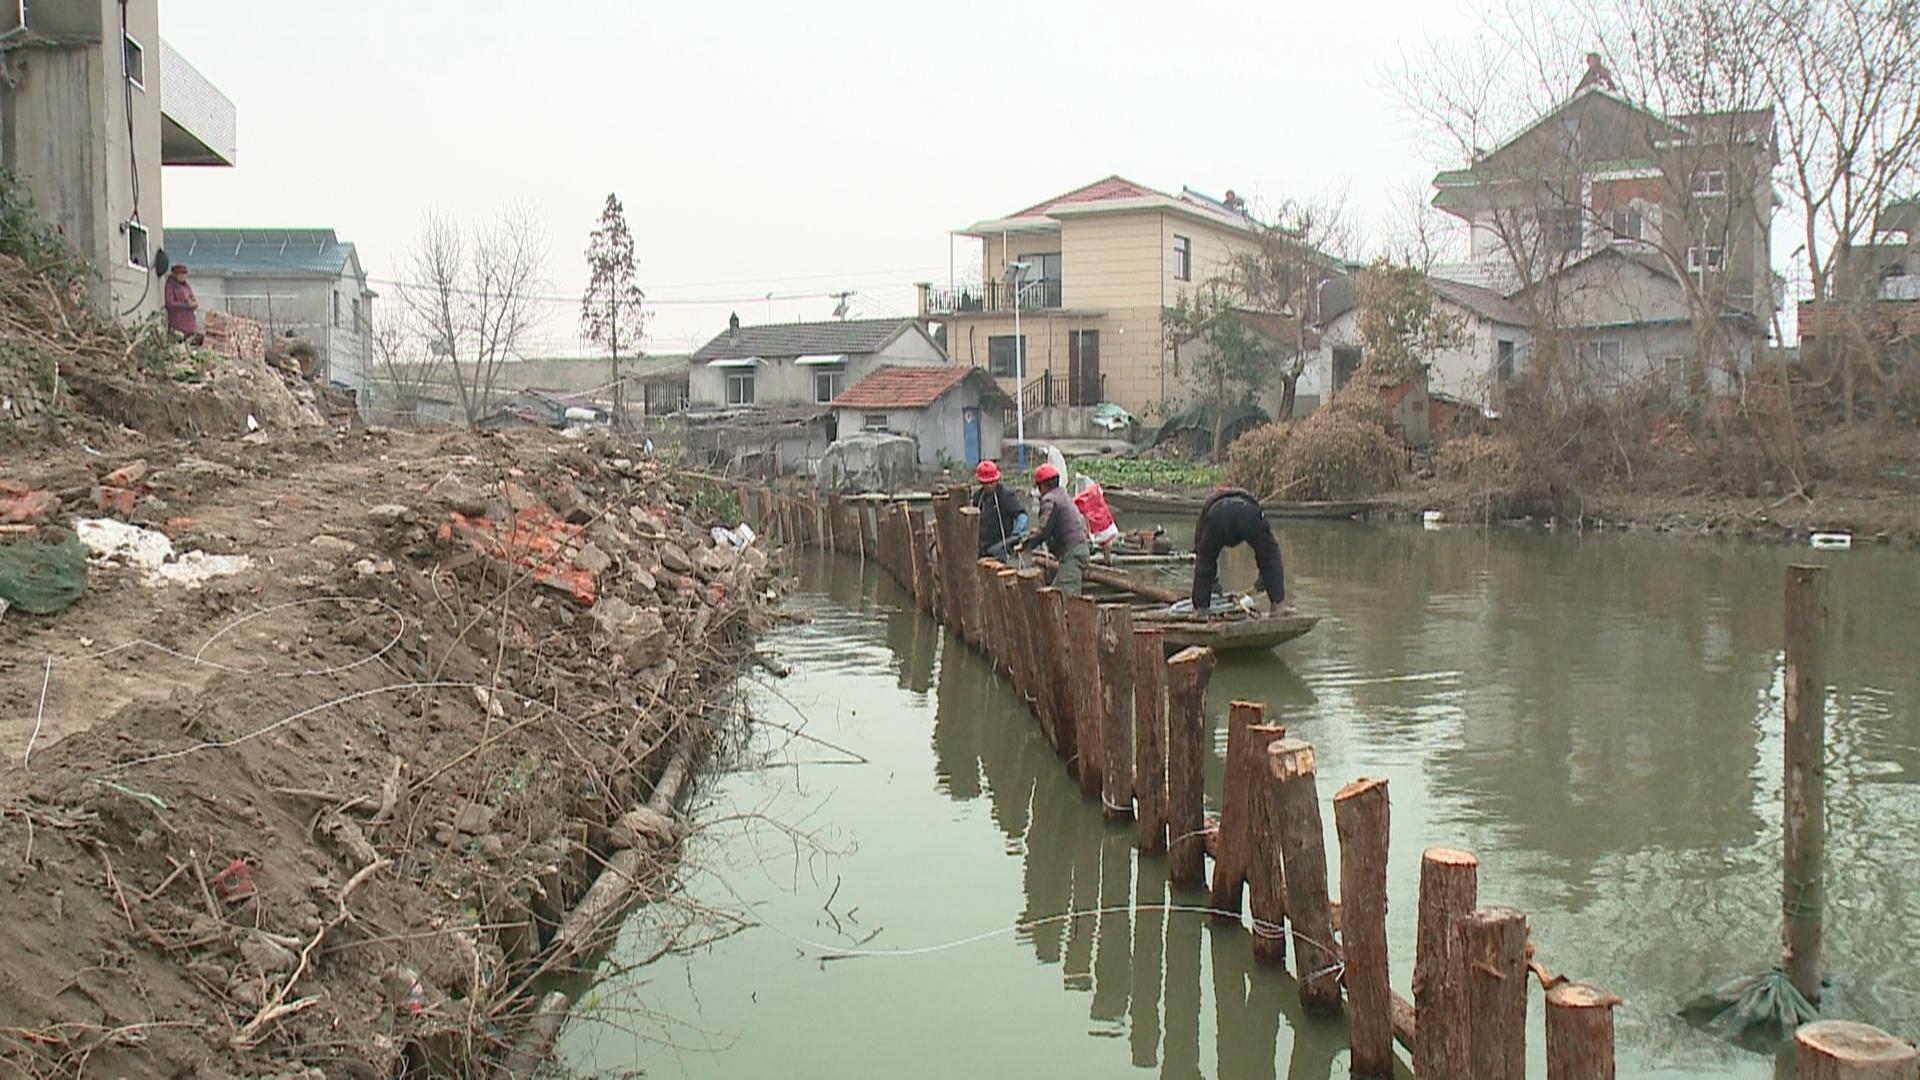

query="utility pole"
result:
[1006,261,1030,468]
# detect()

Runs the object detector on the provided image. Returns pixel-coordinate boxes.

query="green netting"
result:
[0,531,88,614]
[1681,968,1820,1047]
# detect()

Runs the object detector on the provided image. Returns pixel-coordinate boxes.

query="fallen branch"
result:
[230,857,390,1049]
[550,733,697,958]
[494,990,569,1080]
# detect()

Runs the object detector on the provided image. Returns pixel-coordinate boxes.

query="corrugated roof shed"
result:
[167,228,359,277]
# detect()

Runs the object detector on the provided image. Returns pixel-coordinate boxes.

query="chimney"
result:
[1577,51,1616,92]
[728,312,740,343]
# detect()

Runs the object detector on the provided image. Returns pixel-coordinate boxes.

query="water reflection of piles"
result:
[916,622,1343,1076]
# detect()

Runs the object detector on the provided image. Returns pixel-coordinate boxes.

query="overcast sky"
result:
[163,0,1488,356]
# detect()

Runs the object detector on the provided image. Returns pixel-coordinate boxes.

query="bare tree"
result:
[581,193,647,426]
[365,315,446,425]
[394,205,548,425]
[1381,177,1468,272]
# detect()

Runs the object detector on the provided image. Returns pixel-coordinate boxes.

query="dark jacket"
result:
[1194,487,1260,556]
[1025,485,1089,554]
[973,483,1024,555]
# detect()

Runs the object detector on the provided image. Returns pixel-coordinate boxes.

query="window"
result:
[1610,208,1644,244]
[726,372,755,405]
[862,412,889,431]
[1877,266,1920,301]
[814,369,845,403]
[1025,252,1062,283]
[351,297,362,331]
[332,290,341,328]
[1693,170,1727,197]
[1687,245,1726,272]
[987,334,1026,378]
[1556,114,1582,155]
[123,34,145,90]
[1663,355,1686,384]
[125,220,149,269]
[1172,236,1192,282]
[1497,339,1517,383]
[1539,208,1583,254]
[1576,339,1624,368]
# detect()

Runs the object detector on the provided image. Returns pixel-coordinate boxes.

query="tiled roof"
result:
[1428,277,1531,326]
[1013,175,1162,218]
[693,318,919,362]
[167,228,359,277]
[830,365,971,410]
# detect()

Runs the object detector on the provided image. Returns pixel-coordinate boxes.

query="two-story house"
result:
[1428,55,1775,396]
[917,177,1270,430]
[0,0,236,317]
[167,228,376,396]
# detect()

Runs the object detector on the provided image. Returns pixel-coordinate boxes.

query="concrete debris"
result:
[75,517,253,587]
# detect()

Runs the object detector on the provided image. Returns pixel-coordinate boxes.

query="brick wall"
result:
[203,309,267,363]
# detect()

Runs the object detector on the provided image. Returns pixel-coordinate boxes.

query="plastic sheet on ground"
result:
[0,531,89,613]
[74,517,252,587]
[818,433,917,493]
[1090,402,1135,432]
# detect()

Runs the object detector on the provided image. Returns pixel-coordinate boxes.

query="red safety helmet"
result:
[1033,463,1060,486]
[975,460,1000,484]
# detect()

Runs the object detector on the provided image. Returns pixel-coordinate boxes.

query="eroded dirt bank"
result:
[0,426,778,1077]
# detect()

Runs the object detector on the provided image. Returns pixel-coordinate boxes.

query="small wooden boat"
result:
[1035,554,1318,654]
[1133,610,1320,653]
[1103,487,1376,519]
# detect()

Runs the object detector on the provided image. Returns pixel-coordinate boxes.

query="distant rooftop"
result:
[692,318,928,362]
[964,174,1260,236]
[168,228,361,278]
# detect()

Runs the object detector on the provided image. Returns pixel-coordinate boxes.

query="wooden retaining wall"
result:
[715,479,1887,1078]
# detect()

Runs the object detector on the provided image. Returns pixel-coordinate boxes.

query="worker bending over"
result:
[1016,463,1091,596]
[1191,486,1290,615]
[972,460,1027,561]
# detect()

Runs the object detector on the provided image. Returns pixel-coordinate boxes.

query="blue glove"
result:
[1012,512,1029,535]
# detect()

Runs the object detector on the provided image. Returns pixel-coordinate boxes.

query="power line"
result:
[364,277,862,308]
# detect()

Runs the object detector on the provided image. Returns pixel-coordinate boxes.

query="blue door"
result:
[962,406,982,465]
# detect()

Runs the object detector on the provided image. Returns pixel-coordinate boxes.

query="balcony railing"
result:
[922,278,1063,316]
[1019,369,1106,408]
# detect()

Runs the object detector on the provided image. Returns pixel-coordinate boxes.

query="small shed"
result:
[830,365,1010,467]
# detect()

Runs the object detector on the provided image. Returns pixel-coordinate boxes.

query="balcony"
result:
[920,278,1063,317]
[160,39,238,166]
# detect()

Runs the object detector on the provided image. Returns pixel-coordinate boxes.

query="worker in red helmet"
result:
[972,459,1027,561]
[1016,462,1091,595]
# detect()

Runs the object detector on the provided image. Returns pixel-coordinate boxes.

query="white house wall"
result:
[1315,302,1530,411]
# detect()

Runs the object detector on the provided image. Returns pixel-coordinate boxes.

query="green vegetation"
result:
[685,481,741,526]
[1071,457,1223,489]
[0,166,87,290]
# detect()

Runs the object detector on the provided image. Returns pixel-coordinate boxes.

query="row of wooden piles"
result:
[717,479,1916,1080]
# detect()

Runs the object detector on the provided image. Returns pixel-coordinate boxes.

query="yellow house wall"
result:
[958,206,1260,420]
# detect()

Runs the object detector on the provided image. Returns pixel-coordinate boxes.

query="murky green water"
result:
[559,522,1920,1078]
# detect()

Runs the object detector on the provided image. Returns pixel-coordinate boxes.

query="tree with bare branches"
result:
[391,205,548,426]
[1163,198,1351,457]
[581,193,646,426]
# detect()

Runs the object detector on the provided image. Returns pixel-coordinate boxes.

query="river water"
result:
[558,521,1920,1078]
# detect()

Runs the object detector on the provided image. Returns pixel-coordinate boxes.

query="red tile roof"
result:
[831,365,972,410]
[1013,175,1161,219]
